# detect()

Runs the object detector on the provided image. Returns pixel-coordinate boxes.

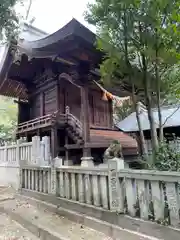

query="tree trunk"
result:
[131,84,147,158]
[142,53,158,155]
[123,12,147,158]
[155,31,163,142]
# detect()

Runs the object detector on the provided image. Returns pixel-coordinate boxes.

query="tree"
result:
[85,0,179,159]
[114,99,133,121]
[0,96,17,141]
[0,0,21,41]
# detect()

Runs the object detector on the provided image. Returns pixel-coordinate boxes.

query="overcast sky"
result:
[17,0,95,34]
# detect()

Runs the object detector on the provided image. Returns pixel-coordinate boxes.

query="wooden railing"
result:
[21,164,180,227]
[17,108,82,138]
[17,114,53,133]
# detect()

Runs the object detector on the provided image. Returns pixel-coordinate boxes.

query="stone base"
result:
[124,162,130,168]
[64,159,73,166]
[54,157,63,167]
[81,157,94,167]
[108,157,125,170]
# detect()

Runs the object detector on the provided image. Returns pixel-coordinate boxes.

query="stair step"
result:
[0,198,114,240]
[0,212,38,239]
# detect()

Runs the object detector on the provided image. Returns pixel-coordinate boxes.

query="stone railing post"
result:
[16,140,20,165]
[32,136,41,165]
[4,143,8,163]
[42,136,51,165]
[50,159,57,195]
[108,157,125,212]
[16,140,23,191]
[49,157,63,194]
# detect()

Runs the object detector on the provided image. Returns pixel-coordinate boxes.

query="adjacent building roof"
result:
[116,105,180,132]
[90,129,138,155]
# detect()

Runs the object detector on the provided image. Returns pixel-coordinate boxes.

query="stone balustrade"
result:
[21,162,180,227]
[22,166,51,193]
[0,136,51,166]
[118,169,180,226]
[56,167,109,209]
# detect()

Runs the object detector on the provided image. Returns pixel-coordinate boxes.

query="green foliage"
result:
[85,0,180,97]
[0,0,20,41]
[0,96,17,141]
[85,0,180,157]
[143,140,180,171]
[114,100,133,121]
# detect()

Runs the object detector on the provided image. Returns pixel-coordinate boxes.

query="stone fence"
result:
[0,136,50,189]
[0,136,51,166]
[21,160,180,228]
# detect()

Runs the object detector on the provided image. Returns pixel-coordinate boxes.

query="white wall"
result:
[0,164,20,190]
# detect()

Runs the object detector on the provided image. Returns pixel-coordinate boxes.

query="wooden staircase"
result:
[66,113,84,144]
[17,108,84,145]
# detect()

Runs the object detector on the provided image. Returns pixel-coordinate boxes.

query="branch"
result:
[161,105,180,127]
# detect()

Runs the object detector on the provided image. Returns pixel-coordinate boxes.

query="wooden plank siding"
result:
[44,87,57,115]
[30,94,41,118]
[90,89,112,128]
[25,75,113,129]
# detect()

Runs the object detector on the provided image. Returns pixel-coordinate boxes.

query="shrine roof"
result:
[18,18,98,60]
[0,19,132,100]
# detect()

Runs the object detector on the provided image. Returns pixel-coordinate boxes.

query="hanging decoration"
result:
[93,80,131,105]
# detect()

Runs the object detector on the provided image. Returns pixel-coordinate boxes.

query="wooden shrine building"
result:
[0,19,138,166]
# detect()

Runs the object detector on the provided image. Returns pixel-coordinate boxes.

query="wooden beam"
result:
[65,144,83,150]
[65,142,109,150]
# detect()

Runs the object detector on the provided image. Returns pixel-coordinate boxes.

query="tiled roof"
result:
[117,104,180,132]
[90,129,138,156]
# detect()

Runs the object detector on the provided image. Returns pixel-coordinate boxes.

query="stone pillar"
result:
[16,139,20,166]
[81,156,94,167]
[54,156,63,168]
[32,136,41,165]
[17,140,22,191]
[64,159,73,166]
[50,159,57,195]
[108,157,125,212]
[42,136,51,166]
[124,162,130,168]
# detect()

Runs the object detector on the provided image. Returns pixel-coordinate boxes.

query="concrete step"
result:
[0,198,113,240]
[0,194,162,240]
[0,212,39,239]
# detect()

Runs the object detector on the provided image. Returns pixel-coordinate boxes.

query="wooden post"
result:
[17,100,21,125]
[80,85,93,167]
[81,85,90,156]
[56,83,60,111]
[51,125,58,159]
[40,92,44,116]
[65,135,69,160]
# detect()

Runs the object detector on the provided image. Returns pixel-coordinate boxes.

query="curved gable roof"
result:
[19,18,96,55]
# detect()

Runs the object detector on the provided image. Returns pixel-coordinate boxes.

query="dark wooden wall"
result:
[18,69,113,128]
